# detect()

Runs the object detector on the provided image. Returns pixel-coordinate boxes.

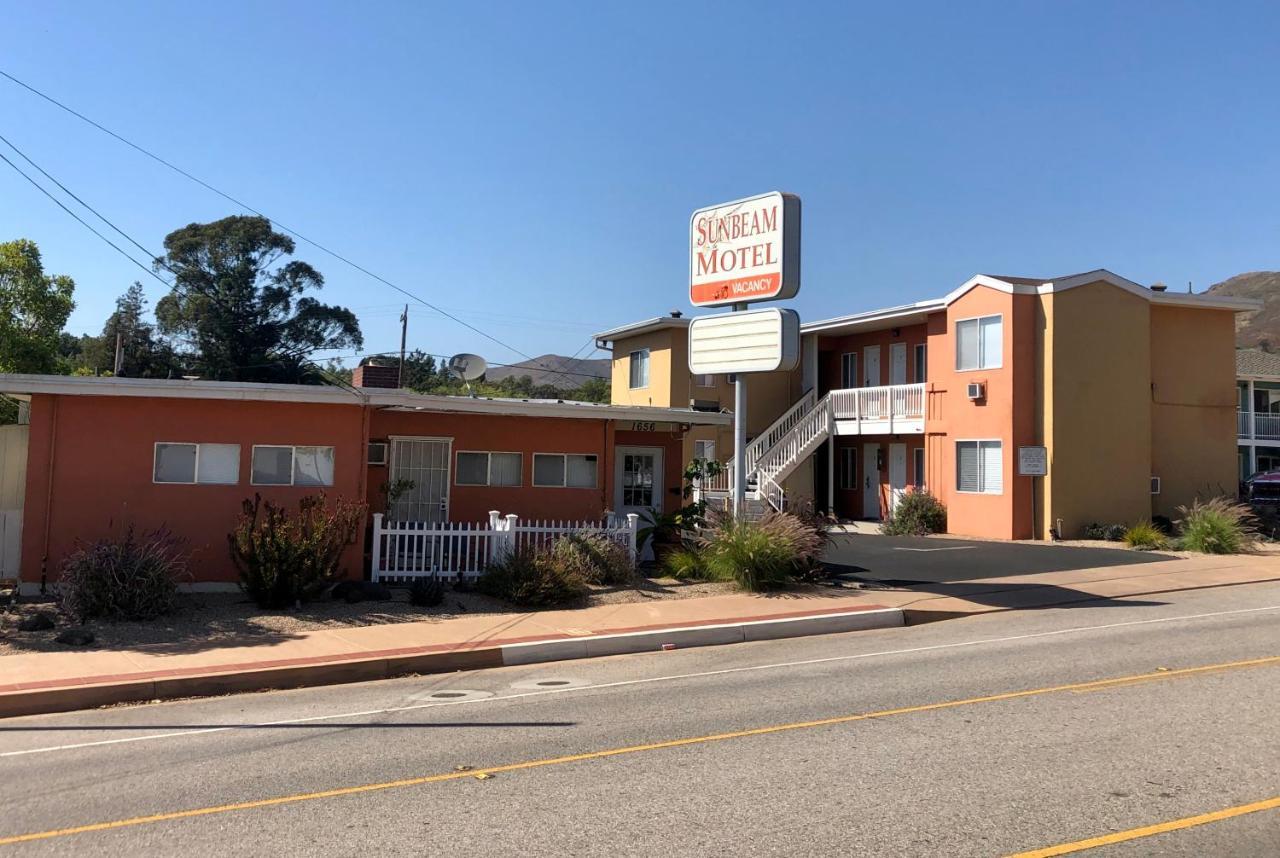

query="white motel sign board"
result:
[688,308,800,376]
[689,191,801,308]
[1018,445,1048,476]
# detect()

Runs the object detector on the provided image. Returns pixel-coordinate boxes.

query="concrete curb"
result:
[0,607,904,719]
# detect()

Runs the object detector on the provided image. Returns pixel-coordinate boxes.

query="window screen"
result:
[566,454,598,488]
[490,452,522,486]
[252,446,294,485]
[293,446,335,487]
[456,452,489,486]
[196,444,240,485]
[154,443,197,483]
[533,454,566,487]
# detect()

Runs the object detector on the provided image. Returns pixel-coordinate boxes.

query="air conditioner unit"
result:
[966,382,985,400]
[367,441,388,466]
[1150,476,1161,495]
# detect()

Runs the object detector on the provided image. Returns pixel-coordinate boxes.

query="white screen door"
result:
[389,438,451,522]
[890,343,907,385]
[615,446,664,517]
[863,346,880,387]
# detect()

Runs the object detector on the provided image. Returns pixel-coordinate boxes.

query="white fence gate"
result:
[371,510,640,582]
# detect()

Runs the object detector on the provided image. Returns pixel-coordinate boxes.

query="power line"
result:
[0,148,169,289]
[0,68,541,365]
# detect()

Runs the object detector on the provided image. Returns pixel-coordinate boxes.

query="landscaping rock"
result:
[17,612,55,632]
[55,628,95,646]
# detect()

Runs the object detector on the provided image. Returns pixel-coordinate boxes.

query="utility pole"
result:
[112,332,123,377]
[398,304,408,388]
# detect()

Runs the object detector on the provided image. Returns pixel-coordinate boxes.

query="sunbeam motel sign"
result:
[689,191,801,308]
[688,191,801,511]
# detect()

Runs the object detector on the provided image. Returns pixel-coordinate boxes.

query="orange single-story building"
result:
[0,368,728,589]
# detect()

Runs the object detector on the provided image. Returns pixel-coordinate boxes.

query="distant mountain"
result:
[486,354,609,387]
[1207,271,1280,348]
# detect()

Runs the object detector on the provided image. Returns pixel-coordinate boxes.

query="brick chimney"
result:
[352,363,400,389]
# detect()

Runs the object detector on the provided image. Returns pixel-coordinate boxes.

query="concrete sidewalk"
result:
[1,550,1277,718]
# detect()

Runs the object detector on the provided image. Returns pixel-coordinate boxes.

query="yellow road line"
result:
[2,653,1278,847]
[1008,795,1280,856]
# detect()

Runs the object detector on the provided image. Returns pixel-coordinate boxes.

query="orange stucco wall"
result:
[19,395,694,585]
[21,394,367,585]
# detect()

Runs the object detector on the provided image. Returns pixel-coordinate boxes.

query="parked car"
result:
[1244,469,1280,503]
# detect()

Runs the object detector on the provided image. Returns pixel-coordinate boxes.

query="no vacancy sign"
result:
[689,191,800,307]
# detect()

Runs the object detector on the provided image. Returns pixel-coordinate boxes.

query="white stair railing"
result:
[751,395,834,510]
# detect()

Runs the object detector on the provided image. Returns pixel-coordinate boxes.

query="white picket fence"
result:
[371,510,641,582]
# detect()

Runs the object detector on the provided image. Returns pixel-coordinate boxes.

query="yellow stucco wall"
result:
[610,330,680,408]
[1042,282,1153,537]
[1149,304,1238,515]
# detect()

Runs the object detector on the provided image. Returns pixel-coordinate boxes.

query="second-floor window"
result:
[694,374,715,388]
[913,344,927,383]
[956,315,1002,371]
[629,349,650,389]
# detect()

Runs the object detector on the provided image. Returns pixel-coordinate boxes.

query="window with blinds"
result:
[956,315,1003,371]
[956,440,1001,494]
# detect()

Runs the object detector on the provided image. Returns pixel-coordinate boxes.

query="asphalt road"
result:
[824,533,1165,583]
[3,582,1280,856]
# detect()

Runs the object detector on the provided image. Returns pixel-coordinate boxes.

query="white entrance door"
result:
[888,443,907,512]
[890,343,907,385]
[862,442,880,520]
[615,446,664,519]
[389,438,451,522]
[862,346,880,387]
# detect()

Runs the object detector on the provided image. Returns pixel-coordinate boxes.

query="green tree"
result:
[77,283,179,378]
[154,216,361,382]
[572,376,609,403]
[0,239,75,374]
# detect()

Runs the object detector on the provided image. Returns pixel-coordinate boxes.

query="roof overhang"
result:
[801,299,946,337]
[593,316,691,347]
[944,269,1262,312]
[0,374,729,425]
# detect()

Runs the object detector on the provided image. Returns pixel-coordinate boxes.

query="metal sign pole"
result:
[732,303,748,518]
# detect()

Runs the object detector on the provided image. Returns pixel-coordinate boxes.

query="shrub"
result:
[880,490,947,536]
[1083,522,1126,541]
[549,532,636,585]
[699,511,825,592]
[58,526,187,622]
[228,494,366,609]
[478,545,589,607]
[660,546,717,581]
[1122,521,1168,551]
[408,577,445,607]
[1177,497,1258,555]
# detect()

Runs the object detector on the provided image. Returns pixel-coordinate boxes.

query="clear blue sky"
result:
[2,1,1278,369]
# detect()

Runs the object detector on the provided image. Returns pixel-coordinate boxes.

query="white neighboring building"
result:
[1237,348,1280,479]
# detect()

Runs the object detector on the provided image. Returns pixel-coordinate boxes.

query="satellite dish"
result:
[447,353,487,381]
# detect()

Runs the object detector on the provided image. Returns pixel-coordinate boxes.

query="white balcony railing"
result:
[1239,410,1280,441]
[830,383,926,423]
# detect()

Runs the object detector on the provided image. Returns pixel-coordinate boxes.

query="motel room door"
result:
[615,446,664,519]
[388,437,451,523]
[862,443,880,520]
[863,346,881,387]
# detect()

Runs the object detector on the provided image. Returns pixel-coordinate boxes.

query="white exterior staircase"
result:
[697,383,926,512]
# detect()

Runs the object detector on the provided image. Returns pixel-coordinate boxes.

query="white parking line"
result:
[2,604,1278,759]
[891,546,975,552]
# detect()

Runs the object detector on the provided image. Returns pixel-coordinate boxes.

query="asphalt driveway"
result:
[823,533,1167,585]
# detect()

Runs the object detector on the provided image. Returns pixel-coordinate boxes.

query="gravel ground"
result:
[0,577,740,655]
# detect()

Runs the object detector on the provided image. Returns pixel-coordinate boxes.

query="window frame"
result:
[250,444,337,487]
[955,439,1002,495]
[628,348,650,390]
[913,343,927,384]
[913,447,925,489]
[693,439,716,462]
[532,452,599,489]
[954,314,1003,372]
[152,441,241,486]
[694,373,715,388]
[838,446,857,490]
[454,450,523,487]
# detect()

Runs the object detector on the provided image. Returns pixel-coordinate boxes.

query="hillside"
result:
[485,354,609,387]
[1207,271,1280,348]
